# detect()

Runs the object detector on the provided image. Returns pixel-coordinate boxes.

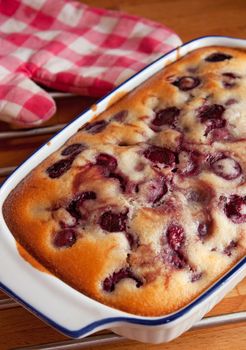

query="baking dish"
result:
[0,36,245,344]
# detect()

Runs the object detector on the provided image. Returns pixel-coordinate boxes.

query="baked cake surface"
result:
[3,46,246,316]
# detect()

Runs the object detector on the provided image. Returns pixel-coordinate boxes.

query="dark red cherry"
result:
[84,120,108,134]
[209,128,229,141]
[96,153,118,172]
[224,195,246,223]
[54,229,77,248]
[198,104,225,123]
[166,224,185,251]
[198,104,226,136]
[152,107,180,127]
[224,240,237,256]
[99,210,127,232]
[205,118,226,136]
[111,110,128,123]
[198,221,212,240]
[210,155,241,180]
[61,143,86,156]
[103,267,143,292]
[222,72,239,88]
[67,191,96,220]
[144,146,176,166]
[172,76,200,91]
[46,157,74,178]
[205,53,232,62]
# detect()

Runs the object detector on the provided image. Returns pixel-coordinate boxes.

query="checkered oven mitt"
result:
[0,0,182,126]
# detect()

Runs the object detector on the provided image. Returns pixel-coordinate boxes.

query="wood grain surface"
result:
[0,0,245,349]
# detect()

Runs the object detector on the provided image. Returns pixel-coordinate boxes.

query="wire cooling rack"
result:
[0,92,245,349]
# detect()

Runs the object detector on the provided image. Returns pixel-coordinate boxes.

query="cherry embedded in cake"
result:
[3,45,246,317]
[172,76,200,91]
[197,221,212,240]
[222,72,239,88]
[99,210,128,232]
[166,224,185,251]
[197,104,226,136]
[83,120,108,134]
[103,267,143,292]
[46,157,74,178]
[61,143,86,157]
[53,229,77,248]
[152,107,180,128]
[205,52,232,62]
[144,146,176,167]
[223,195,246,223]
[210,154,241,180]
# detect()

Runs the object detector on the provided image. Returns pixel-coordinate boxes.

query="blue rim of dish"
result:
[0,35,245,338]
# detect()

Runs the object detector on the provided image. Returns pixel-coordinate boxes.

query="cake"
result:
[3,46,246,316]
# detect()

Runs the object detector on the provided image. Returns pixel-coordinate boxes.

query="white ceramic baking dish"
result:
[0,36,245,344]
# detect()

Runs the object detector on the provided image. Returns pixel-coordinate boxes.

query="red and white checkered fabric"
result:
[0,0,181,126]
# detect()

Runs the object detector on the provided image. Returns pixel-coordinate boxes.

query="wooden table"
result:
[0,0,245,349]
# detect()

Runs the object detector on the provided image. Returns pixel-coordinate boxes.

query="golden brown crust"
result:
[3,46,246,316]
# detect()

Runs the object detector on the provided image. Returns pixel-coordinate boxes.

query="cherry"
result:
[224,240,237,256]
[53,229,77,248]
[223,195,246,223]
[99,210,128,232]
[210,155,241,180]
[111,110,128,123]
[46,157,74,178]
[198,104,225,123]
[67,191,96,220]
[222,72,239,88]
[206,119,226,136]
[61,143,86,156]
[96,153,118,172]
[172,76,200,91]
[152,107,180,127]
[209,128,229,141]
[205,53,232,62]
[197,104,226,136]
[198,221,212,240]
[166,224,185,251]
[144,146,176,166]
[96,154,127,192]
[103,267,143,292]
[84,120,108,134]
